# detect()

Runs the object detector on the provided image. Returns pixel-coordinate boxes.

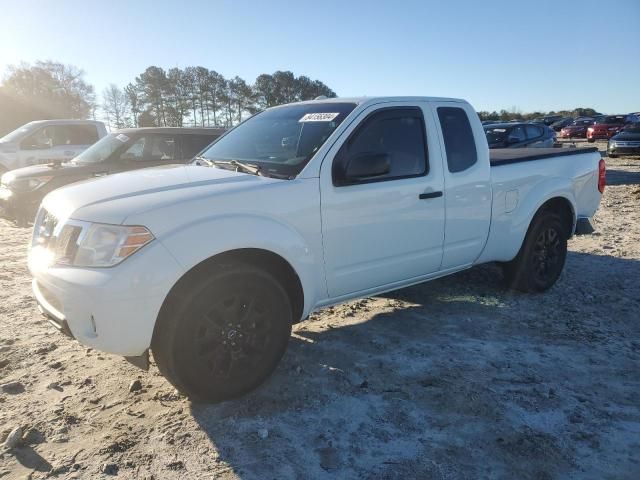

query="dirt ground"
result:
[1,141,639,479]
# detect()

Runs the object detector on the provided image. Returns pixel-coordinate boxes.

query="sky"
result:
[0,0,639,114]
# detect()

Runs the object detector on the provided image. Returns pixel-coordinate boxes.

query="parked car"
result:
[27,96,604,402]
[607,123,640,158]
[559,119,595,139]
[543,115,563,126]
[550,117,575,132]
[0,120,107,174]
[587,115,628,142]
[484,122,555,148]
[0,127,225,224]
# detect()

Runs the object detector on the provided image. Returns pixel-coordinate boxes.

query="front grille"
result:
[614,141,640,147]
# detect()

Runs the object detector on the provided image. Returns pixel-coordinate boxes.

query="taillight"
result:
[598,158,606,193]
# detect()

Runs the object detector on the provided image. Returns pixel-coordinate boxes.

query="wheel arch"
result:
[534,196,575,239]
[154,248,306,343]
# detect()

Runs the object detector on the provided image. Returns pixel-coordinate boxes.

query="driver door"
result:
[319,103,446,298]
[108,134,178,174]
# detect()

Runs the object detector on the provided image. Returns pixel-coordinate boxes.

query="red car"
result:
[587,115,628,142]
[559,119,594,139]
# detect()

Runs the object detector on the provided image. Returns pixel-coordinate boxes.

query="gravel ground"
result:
[1,142,639,479]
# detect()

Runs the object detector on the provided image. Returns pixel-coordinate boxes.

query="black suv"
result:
[0,127,225,224]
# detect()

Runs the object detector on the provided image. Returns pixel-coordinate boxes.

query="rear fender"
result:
[478,176,576,263]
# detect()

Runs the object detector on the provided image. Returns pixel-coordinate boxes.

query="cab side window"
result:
[181,134,218,160]
[333,108,428,186]
[510,126,526,142]
[437,107,478,173]
[119,135,176,162]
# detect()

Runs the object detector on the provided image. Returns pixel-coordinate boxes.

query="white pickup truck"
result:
[0,120,108,173]
[28,97,605,402]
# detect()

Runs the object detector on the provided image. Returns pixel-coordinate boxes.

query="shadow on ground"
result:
[188,252,640,480]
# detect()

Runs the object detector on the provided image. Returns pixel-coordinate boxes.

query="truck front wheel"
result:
[152,263,292,402]
[502,211,568,293]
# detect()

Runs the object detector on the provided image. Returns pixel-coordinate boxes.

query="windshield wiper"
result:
[229,160,261,175]
[203,158,262,176]
[193,155,215,167]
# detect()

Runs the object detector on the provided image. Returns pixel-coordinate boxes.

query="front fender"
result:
[156,213,325,316]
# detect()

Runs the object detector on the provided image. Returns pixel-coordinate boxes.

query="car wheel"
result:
[502,211,568,293]
[608,153,618,158]
[587,138,595,143]
[152,262,293,402]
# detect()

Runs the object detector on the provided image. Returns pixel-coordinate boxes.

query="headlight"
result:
[73,223,154,267]
[5,175,53,192]
[25,176,54,191]
[0,171,15,186]
[30,218,154,270]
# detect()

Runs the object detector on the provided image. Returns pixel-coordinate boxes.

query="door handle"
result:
[419,191,443,200]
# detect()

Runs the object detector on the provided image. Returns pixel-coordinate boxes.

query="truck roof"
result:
[279,96,467,107]
[27,119,106,126]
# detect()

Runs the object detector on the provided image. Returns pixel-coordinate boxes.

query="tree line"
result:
[477,107,601,122]
[102,66,336,129]
[1,60,608,136]
[0,61,336,134]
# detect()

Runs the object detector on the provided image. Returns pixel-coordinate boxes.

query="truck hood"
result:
[42,164,278,224]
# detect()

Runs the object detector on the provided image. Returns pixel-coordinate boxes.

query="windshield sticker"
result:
[116,134,130,142]
[299,112,340,123]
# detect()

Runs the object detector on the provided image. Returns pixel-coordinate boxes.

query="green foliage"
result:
[0,61,95,135]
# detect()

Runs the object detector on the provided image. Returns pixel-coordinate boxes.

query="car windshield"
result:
[622,124,640,133]
[570,120,592,126]
[484,127,509,143]
[0,123,36,143]
[199,102,357,178]
[73,133,131,163]
[596,116,625,124]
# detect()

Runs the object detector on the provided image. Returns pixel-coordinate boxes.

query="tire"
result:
[608,153,618,158]
[587,138,595,143]
[152,262,293,402]
[502,211,568,293]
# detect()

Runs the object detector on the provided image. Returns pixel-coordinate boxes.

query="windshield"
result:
[199,102,357,177]
[621,124,640,134]
[73,133,131,163]
[0,123,36,143]
[570,120,593,126]
[484,127,509,143]
[596,116,625,125]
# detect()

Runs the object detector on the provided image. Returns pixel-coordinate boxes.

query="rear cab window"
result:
[437,107,478,173]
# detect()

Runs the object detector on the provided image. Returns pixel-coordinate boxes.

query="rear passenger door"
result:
[431,102,492,269]
[179,134,218,161]
[320,103,446,298]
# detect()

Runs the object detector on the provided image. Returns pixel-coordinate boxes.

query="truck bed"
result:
[490,147,600,167]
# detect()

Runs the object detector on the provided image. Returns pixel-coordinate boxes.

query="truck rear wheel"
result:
[152,263,292,402]
[502,211,568,293]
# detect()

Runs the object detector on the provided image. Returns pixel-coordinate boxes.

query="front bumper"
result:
[608,145,640,156]
[30,238,185,357]
[0,185,40,223]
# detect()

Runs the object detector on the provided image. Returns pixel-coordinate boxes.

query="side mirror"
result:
[339,152,390,185]
[507,135,520,144]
